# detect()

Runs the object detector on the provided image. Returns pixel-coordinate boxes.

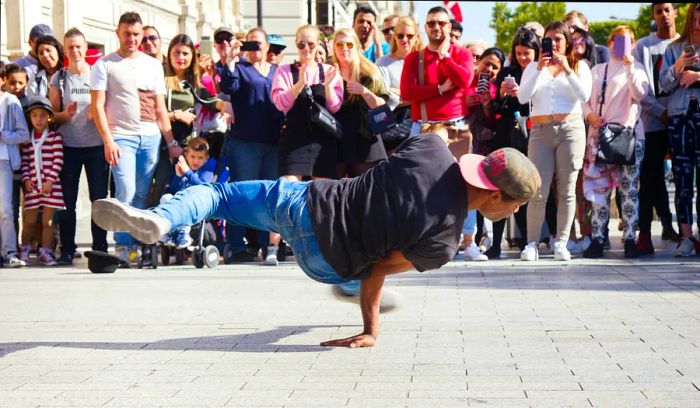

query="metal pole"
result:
[257,0,263,27]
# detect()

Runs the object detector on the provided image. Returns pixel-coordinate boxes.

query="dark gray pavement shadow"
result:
[0,325,341,358]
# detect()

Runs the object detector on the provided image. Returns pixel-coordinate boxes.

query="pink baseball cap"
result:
[459,148,541,202]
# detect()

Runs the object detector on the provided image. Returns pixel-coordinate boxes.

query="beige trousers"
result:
[526,117,586,244]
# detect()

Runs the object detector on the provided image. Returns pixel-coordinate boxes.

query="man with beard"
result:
[353,6,389,62]
[400,6,474,135]
[633,2,680,254]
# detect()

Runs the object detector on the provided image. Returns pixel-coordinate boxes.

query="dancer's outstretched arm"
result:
[320,250,413,348]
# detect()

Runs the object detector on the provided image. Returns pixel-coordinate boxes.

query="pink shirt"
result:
[271,63,343,114]
[583,59,650,140]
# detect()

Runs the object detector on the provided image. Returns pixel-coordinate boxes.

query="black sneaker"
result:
[623,239,638,258]
[231,250,256,263]
[277,241,288,262]
[56,252,74,266]
[583,238,604,258]
[483,245,502,259]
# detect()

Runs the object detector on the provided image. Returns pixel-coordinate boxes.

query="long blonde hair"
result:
[332,28,385,103]
[674,3,700,45]
[390,17,423,54]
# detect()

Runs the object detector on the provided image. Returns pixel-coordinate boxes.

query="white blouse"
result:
[517,60,592,116]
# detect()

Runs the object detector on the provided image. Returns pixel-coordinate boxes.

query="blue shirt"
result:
[219,61,284,144]
[363,42,390,63]
[168,157,217,194]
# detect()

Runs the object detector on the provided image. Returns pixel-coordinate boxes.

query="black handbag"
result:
[290,62,342,140]
[305,86,343,140]
[595,63,636,165]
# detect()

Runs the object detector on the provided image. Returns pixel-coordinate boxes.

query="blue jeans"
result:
[153,179,350,285]
[224,137,279,252]
[462,210,477,235]
[59,145,109,254]
[112,134,160,246]
[0,160,17,257]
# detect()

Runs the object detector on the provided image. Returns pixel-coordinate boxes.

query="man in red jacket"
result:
[400,5,474,135]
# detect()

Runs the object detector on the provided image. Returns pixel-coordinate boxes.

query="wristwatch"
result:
[168,139,179,148]
[440,51,451,59]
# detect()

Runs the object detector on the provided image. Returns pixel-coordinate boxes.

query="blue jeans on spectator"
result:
[59,146,110,254]
[224,137,279,253]
[154,179,350,285]
[462,210,477,235]
[0,160,18,257]
[112,134,160,246]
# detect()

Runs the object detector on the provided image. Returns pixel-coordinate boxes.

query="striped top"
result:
[20,129,64,209]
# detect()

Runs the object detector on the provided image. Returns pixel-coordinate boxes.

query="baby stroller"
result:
[154,165,228,269]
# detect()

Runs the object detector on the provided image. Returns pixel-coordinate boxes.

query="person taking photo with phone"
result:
[582,25,650,259]
[517,21,592,262]
[634,2,680,255]
[659,3,700,257]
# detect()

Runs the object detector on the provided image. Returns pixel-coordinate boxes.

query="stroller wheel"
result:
[223,244,234,264]
[160,246,170,266]
[192,248,205,268]
[175,248,185,265]
[204,245,220,268]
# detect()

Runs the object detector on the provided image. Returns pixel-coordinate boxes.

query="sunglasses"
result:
[214,35,233,45]
[381,27,395,35]
[141,35,159,44]
[335,41,355,50]
[572,37,586,45]
[396,33,415,40]
[296,41,316,50]
[268,48,283,55]
[426,20,449,28]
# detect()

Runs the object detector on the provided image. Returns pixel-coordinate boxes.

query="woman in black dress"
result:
[271,25,344,180]
[332,28,389,177]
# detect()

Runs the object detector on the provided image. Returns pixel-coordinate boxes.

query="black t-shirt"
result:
[306,134,468,280]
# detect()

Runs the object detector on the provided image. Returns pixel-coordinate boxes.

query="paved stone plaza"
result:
[1,237,699,407]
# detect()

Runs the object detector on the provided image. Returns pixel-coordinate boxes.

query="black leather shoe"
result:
[583,239,604,258]
[661,224,680,242]
[624,239,638,258]
[56,252,74,266]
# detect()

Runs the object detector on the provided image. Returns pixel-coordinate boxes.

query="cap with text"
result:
[459,148,541,202]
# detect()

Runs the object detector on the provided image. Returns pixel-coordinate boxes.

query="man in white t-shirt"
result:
[90,11,183,262]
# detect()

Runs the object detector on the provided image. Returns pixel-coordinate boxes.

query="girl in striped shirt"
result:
[18,96,64,266]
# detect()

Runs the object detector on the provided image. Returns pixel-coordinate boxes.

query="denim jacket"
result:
[0,93,30,170]
[659,41,700,116]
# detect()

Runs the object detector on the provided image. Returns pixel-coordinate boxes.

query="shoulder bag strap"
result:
[598,63,608,117]
[418,49,427,123]
[290,63,299,84]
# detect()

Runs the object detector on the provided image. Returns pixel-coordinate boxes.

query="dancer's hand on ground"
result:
[320,333,376,348]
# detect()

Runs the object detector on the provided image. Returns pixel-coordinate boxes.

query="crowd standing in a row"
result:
[0,3,697,269]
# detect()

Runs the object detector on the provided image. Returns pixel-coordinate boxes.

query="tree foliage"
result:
[489,2,566,51]
[590,3,691,45]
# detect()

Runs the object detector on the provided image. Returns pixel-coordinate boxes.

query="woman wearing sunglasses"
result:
[332,28,390,178]
[271,25,343,181]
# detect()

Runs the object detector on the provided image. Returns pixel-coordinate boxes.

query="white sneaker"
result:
[674,237,696,257]
[263,245,279,266]
[567,239,582,254]
[114,245,130,261]
[92,198,172,244]
[3,253,26,267]
[464,243,488,261]
[521,241,539,261]
[553,241,571,261]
